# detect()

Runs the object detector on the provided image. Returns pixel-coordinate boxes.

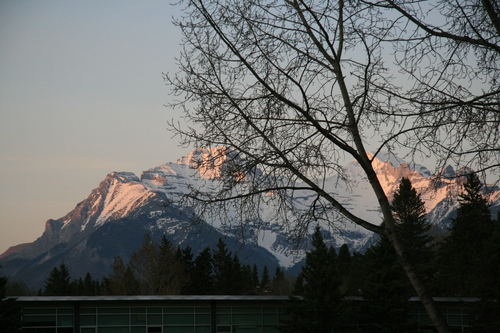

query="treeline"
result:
[32,174,500,331]
[40,236,294,296]
[285,175,500,333]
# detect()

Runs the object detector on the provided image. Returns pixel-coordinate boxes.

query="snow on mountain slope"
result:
[94,172,155,227]
[132,148,498,266]
[2,147,499,273]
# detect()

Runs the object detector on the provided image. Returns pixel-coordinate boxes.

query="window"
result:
[22,307,74,333]
[215,306,285,333]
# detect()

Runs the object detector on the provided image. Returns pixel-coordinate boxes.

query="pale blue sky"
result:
[0,1,190,253]
[1,1,497,256]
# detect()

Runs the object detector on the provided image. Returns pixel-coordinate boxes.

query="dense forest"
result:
[33,235,293,297]
[2,175,499,332]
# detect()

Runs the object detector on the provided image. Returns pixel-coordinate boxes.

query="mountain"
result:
[1,148,499,289]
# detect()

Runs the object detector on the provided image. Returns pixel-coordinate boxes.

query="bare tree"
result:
[166,1,499,332]
[364,0,500,176]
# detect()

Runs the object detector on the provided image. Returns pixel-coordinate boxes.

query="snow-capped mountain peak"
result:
[1,148,498,288]
[175,146,240,179]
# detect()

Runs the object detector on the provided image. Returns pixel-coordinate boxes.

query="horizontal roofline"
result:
[14,295,480,302]
[15,295,290,302]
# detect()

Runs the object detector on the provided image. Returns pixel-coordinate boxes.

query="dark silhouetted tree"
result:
[167,0,500,329]
[104,256,140,295]
[337,243,351,293]
[271,266,294,296]
[212,238,235,294]
[392,177,435,287]
[352,233,415,333]
[251,263,259,288]
[72,272,100,296]
[438,173,495,297]
[43,262,72,296]
[128,234,159,295]
[188,247,214,295]
[284,226,345,333]
[260,265,270,290]
[155,235,188,295]
[437,173,500,331]
[0,268,21,333]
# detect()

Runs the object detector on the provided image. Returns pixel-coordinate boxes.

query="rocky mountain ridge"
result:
[1,148,498,288]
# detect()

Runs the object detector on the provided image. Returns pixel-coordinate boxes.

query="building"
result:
[18,295,289,333]
[16,295,478,333]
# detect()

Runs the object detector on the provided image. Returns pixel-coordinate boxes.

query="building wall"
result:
[17,296,478,333]
[18,296,289,333]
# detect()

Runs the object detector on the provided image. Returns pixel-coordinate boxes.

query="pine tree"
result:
[105,256,140,295]
[82,272,97,296]
[240,263,255,294]
[345,178,432,332]
[128,234,159,295]
[284,226,344,333]
[271,267,287,295]
[73,272,99,296]
[337,243,351,293]
[391,177,434,286]
[231,254,245,294]
[179,246,194,273]
[292,273,304,296]
[212,238,236,294]
[437,173,500,331]
[251,263,259,289]
[188,247,214,295]
[260,265,270,290]
[337,244,351,273]
[0,268,21,333]
[392,178,432,250]
[156,235,187,295]
[44,262,72,296]
[353,234,415,333]
[438,173,495,297]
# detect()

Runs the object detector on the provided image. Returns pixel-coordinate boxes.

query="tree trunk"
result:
[363,164,452,333]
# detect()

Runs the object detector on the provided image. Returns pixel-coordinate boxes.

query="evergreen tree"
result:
[212,238,235,294]
[260,265,270,290]
[156,235,187,295]
[82,272,98,296]
[0,268,21,333]
[391,177,434,287]
[72,278,83,296]
[188,247,214,295]
[107,234,190,295]
[391,177,432,267]
[353,234,415,333]
[337,244,351,293]
[230,254,245,294]
[105,256,140,295]
[251,263,259,289]
[273,269,295,296]
[72,272,99,296]
[292,273,304,296]
[43,262,72,296]
[271,267,289,296]
[337,244,351,273]
[240,263,256,295]
[273,267,284,285]
[129,234,159,295]
[284,226,344,333]
[179,246,195,273]
[437,174,500,331]
[345,177,433,332]
[438,173,495,297]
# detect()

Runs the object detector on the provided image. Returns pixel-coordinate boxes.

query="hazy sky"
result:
[0,1,190,254]
[1,2,498,256]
